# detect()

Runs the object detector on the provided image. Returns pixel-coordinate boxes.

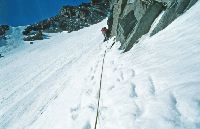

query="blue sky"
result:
[0,0,90,26]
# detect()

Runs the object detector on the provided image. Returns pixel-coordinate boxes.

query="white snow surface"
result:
[1,2,200,129]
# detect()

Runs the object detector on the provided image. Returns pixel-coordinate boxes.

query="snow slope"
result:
[0,1,200,129]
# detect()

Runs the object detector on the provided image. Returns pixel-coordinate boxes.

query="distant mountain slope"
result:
[22,2,109,41]
[0,26,24,55]
[0,0,90,26]
[0,1,109,55]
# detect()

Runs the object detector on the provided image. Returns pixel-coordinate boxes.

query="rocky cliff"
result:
[108,0,198,51]
[0,25,9,47]
[0,25,9,37]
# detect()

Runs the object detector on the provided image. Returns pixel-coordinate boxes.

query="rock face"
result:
[0,25,9,47]
[108,0,198,51]
[0,25,9,37]
[23,2,109,41]
[23,31,43,41]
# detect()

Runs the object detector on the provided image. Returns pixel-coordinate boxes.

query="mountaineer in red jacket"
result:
[101,27,109,42]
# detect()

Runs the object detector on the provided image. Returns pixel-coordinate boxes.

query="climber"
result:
[0,54,4,58]
[91,0,98,5]
[101,27,109,42]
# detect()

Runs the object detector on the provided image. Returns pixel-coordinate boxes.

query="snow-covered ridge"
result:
[0,1,200,129]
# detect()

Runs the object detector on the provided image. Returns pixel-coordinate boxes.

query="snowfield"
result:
[0,1,200,129]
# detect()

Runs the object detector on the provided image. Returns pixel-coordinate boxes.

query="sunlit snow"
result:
[0,1,200,129]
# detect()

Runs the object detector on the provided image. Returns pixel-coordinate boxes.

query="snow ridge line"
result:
[94,41,115,129]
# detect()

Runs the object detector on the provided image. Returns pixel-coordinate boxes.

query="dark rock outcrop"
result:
[0,25,9,48]
[124,1,164,51]
[23,1,109,41]
[23,30,43,41]
[108,0,198,51]
[0,25,9,37]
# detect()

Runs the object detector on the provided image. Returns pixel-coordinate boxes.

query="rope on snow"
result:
[94,40,115,129]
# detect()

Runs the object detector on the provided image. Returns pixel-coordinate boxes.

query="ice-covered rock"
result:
[108,0,198,51]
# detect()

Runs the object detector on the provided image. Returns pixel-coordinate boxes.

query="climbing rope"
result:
[94,40,115,129]
[94,48,106,129]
